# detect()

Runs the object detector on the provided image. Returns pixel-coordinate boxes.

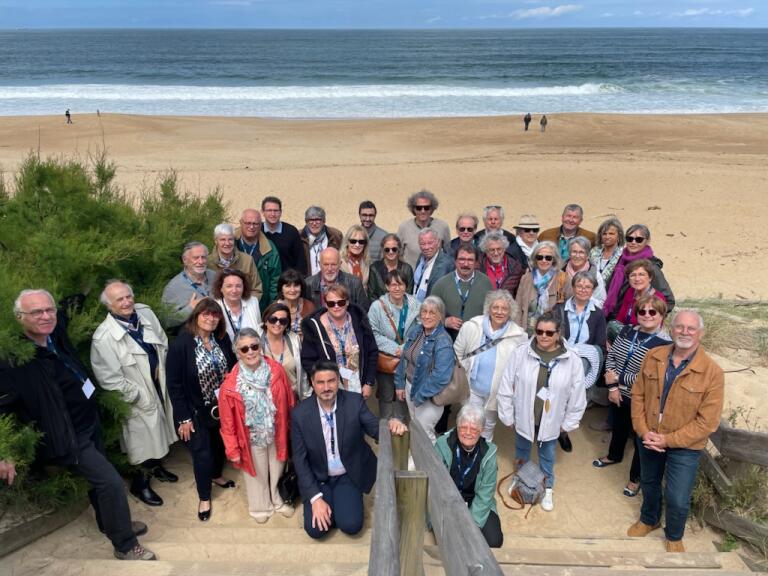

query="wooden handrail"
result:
[710,419,768,467]
[368,419,400,576]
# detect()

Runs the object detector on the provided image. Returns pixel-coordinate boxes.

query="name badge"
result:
[82,378,96,399]
[339,366,354,382]
[536,387,550,402]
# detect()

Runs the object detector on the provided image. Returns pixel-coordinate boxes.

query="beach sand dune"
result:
[1,113,765,300]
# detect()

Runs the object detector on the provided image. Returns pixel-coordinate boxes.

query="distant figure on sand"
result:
[523,113,532,131]
[65,109,72,124]
[540,115,548,132]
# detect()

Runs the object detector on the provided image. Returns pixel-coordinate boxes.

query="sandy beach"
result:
[1,112,767,301]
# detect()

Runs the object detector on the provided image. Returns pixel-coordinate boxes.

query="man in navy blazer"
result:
[292,360,407,538]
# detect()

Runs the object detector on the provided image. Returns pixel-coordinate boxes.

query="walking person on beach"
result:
[523,113,532,131]
[540,115,548,132]
[65,109,72,124]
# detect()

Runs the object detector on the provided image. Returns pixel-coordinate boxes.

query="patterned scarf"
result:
[533,268,554,314]
[237,361,276,448]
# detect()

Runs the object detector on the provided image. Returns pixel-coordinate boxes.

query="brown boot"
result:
[665,539,686,553]
[627,520,661,537]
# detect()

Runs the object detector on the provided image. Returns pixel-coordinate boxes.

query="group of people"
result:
[0,190,724,559]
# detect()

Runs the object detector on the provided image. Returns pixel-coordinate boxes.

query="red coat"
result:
[218,358,296,477]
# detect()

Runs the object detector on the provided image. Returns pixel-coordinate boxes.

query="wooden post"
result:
[395,470,428,576]
[391,430,410,471]
[369,420,400,576]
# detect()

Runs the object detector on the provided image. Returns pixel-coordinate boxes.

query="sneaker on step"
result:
[114,544,157,561]
[541,488,554,511]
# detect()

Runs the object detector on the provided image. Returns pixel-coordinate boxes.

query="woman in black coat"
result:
[167,298,236,521]
[300,283,378,400]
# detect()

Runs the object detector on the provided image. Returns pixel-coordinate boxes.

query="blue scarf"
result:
[532,269,554,314]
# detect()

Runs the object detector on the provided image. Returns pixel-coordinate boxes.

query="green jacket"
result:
[236,230,282,312]
[435,430,498,529]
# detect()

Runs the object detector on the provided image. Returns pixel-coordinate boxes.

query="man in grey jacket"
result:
[305,248,369,311]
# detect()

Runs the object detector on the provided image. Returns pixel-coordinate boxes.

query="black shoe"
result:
[131,484,164,506]
[101,520,147,537]
[152,466,179,483]
[198,501,211,522]
[212,478,236,489]
[558,432,573,453]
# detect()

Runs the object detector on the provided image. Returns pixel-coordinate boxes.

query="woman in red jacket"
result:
[219,327,296,523]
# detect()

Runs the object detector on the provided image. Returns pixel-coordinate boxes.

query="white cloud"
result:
[426,16,442,23]
[673,7,754,17]
[512,4,582,19]
[601,12,615,17]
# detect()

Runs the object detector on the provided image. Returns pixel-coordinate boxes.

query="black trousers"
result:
[71,423,137,554]
[184,416,225,501]
[608,396,641,483]
[481,510,504,548]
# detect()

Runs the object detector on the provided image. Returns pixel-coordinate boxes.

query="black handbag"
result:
[277,460,299,505]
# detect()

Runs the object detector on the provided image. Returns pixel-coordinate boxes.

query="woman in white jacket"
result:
[454,290,527,441]
[497,311,587,512]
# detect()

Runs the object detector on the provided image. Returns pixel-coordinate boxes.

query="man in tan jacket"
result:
[627,309,724,553]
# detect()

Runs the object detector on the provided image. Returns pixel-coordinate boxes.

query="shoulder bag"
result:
[377,302,403,375]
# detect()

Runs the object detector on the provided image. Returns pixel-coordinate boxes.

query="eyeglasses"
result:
[485,205,502,210]
[383,247,399,254]
[518,228,539,233]
[414,205,432,212]
[19,307,56,318]
[535,329,557,337]
[637,309,659,317]
[626,235,646,244]
[348,238,367,245]
[326,299,348,308]
[241,221,259,227]
[267,316,290,326]
[237,343,260,353]
[200,311,221,318]
[306,218,324,224]
[458,227,475,233]
[535,254,554,262]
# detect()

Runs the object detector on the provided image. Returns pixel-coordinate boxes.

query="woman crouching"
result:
[435,404,503,548]
[218,328,296,523]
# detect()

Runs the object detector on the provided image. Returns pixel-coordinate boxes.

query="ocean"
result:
[1,28,767,117]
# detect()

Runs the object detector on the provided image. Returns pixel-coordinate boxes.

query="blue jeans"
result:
[515,433,557,489]
[638,445,701,541]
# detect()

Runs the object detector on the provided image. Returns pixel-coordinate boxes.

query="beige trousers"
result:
[242,442,285,521]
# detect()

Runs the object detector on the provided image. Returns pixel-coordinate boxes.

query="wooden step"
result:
[500,568,748,576]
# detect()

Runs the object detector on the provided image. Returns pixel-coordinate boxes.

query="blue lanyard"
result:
[538,357,560,388]
[237,238,258,258]
[328,317,351,365]
[223,301,242,336]
[263,335,286,364]
[454,443,480,490]
[182,271,210,298]
[619,330,655,381]
[397,301,409,342]
[573,309,588,343]
[47,336,87,384]
[455,274,475,318]
[323,411,336,456]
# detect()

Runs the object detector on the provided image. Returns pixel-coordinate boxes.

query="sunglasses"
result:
[414,205,432,212]
[200,311,221,318]
[519,228,539,233]
[637,309,659,317]
[626,235,646,243]
[535,329,557,337]
[267,316,290,326]
[237,343,260,353]
[383,247,399,254]
[348,238,367,245]
[458,227,475,233]
[326,299,348,308]
[535,254,555,262]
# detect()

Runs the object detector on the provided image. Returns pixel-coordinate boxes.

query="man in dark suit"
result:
[292,360,407,539]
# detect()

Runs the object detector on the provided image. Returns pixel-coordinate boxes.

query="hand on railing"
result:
[388,418,408,436]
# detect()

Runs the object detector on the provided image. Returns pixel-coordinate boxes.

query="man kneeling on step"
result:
[292,359,407,538]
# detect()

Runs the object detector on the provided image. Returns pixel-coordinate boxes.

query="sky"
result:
[0,0,764,29]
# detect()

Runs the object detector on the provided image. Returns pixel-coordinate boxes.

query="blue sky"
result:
[0,0,764,28]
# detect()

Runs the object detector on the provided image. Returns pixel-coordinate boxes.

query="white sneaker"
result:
[506,477,519,496]
[541,488,554,511]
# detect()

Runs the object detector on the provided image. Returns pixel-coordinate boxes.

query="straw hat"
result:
[514,214,540,229]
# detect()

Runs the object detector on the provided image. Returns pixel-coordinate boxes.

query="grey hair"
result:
[234,327,261,346]
[456,404,485,430]
[417,227,438,242]
[455,212,479,229]
[13,289,55,316]
[182,241,209,260]
[483,289,519,319]
[478,230,510,253]
[670,308,705,331]
[571,270,598,289]
[597,217,625,248]
[626,223,651,243]
[483,205,505,221]
[99,279,134,307]
[421,295,445,320]
[563,203,584,217]
[305,205,326,221]
[407,189,439,213]
[567,236,592,255]
[213,223,235,239]
[530,240,563,270]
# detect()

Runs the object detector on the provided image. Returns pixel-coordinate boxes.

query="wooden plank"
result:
[709,422,724,451]
[368,420,400,576]
[699,450,733,497]
[703,507,768,554]
[718,423,768,467]
[500,567,746,576]
[485,548,720,568]
[0,500,89,558]
[409,416,503,576]
[395,471,428,576]
[391,431,410,471]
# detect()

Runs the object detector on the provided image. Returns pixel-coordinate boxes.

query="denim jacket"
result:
[394,322,455,406]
